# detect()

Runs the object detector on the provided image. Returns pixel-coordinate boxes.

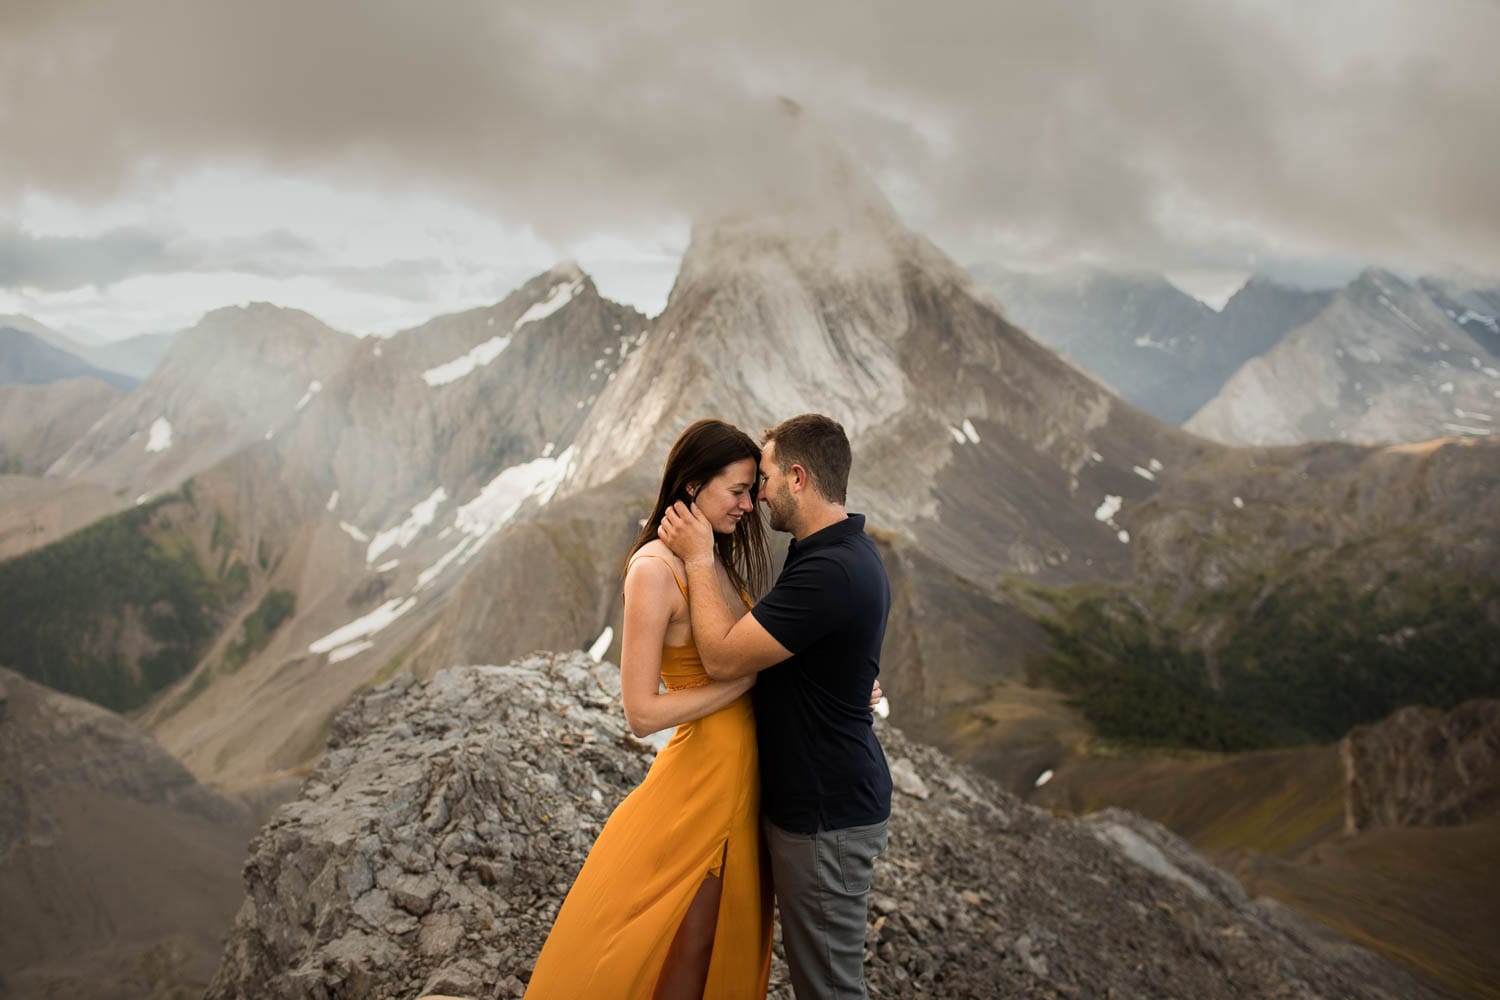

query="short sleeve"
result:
[750,552,852,655]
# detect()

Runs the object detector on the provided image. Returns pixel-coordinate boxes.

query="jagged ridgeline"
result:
[0,480,290,712]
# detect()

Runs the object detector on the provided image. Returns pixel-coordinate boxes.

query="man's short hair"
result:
[763,413,851,504]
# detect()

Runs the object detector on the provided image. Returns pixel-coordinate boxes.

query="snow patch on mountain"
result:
[295,380,322,411]
[309,597,418,655]
[587,626,614,662]
[422,335,514,387]
[367,488,448,563]
[454,449,575,548]
[1455,309,1497,333]
[415,538,474,592]
[146,418,173,453]
[515,278,583,328]
[327,640,373,664]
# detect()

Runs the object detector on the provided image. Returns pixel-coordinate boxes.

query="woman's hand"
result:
[659,500,716,566]
[870,678,889,718]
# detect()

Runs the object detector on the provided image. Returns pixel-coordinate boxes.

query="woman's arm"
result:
[619,558,755,738]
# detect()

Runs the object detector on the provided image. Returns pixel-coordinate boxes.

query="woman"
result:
[525,418,776,999]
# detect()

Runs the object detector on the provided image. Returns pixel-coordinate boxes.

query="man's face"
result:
[758,441,797,533]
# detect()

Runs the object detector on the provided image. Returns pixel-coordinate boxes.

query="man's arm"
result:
[659,501,792,680]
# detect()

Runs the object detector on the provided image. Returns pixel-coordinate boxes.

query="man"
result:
[659,412,892,1000]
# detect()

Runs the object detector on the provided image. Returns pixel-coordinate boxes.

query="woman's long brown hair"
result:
[626,419,771,599]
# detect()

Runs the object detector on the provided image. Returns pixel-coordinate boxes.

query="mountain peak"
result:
[1351,267,1412,296]
[546,259,587,283]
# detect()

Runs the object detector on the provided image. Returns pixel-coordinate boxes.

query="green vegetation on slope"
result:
[1034,576,1500,752]
[0,491,246,712]
[222,589,296,673]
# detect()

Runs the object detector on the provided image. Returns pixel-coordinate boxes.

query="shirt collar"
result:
[788,513,865,558]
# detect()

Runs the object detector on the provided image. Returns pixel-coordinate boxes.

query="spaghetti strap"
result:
[630,553,689,601]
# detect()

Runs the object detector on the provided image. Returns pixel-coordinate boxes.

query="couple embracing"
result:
[529,413,894,999]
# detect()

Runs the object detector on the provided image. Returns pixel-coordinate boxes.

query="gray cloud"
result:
[2,0,1498,280]
[0,226,178,289]
[0,225,322,290]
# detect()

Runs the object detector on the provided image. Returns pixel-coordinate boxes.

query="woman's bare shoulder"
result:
[628,539,685,574]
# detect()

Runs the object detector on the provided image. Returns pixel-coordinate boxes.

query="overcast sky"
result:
[2,0,1497,340]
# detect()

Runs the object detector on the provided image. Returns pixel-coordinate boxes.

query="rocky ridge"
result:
[1341,698,1500,833]
[210,652,1437,1000]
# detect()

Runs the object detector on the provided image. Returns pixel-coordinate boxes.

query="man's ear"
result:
[790,464,808,493]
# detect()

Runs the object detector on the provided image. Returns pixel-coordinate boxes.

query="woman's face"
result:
[693,458,758,535]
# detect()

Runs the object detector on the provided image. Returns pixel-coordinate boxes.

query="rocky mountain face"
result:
[47,303,358,499]
[560,177,1203,587]
[0,667,256,999]
[1341,699,1500,833]
[140,265,647,788]
[384,152,1219,784]
[209,652,1437,1000]
[1188,270,1500,445]
[1419,277,1500,357]
[973,269,1331,424]
[0,326,138,391]
[0,377,124,475]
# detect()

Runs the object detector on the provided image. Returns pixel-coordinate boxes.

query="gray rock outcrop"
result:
[1341,698,1500,832]
[209,651,1438,1000]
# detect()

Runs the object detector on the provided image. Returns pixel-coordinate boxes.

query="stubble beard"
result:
[766,484,796,533]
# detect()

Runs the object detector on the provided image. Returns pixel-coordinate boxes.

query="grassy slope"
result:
[0,485,292,714]
[1036,747,1499,999]
[1022,566,1500,753]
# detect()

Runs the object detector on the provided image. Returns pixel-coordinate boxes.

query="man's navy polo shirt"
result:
[750,513,892,834]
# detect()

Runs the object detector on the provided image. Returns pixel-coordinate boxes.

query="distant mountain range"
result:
[0,314,179,384]
[0,326,139,391]
[973,265,1500,447]
[972,268,1332,424]
[1188,270,1500,445]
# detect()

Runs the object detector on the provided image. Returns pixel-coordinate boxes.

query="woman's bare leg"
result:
[652,874,724,1000]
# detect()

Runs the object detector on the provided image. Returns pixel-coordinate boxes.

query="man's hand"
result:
[659,500,715,565]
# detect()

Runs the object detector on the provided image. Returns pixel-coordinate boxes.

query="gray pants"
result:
[764,817,889,1000]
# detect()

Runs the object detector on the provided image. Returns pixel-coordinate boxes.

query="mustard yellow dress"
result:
[525,557,773,999]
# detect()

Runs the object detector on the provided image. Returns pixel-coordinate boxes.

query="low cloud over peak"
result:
[2,0,1497,314]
